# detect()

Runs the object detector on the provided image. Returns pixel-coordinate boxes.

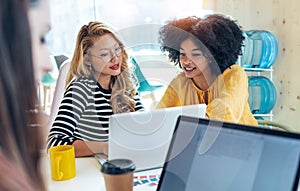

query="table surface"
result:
[41,155,161,191]
[41,155,300,191]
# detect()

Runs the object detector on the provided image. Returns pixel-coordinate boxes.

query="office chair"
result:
[54,54,69,69]
[48,60,70,128]
[130,56,164,101]
[257,119,294,132]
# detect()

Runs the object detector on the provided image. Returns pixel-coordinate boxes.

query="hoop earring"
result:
[88,65,92,71]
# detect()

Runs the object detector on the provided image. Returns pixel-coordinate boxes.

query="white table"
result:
[41,155,300,191]
[41,155,161,191]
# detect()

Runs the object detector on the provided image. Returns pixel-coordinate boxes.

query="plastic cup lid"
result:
[101,159,136,175]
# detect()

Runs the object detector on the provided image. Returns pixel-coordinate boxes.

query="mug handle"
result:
[56,156,63,180]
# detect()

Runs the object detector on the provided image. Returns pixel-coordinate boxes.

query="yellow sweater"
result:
[156,64,258,126]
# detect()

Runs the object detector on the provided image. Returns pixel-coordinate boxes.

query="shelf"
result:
[243,68,273,72]
[244,67,274,121]
[253,114,273,117]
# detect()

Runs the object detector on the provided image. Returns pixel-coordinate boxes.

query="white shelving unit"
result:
[244,67,274,121]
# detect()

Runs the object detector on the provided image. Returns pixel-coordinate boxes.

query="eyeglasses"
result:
[89,46,123,63]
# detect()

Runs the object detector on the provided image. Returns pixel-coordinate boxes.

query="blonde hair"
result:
[66,21,137,113]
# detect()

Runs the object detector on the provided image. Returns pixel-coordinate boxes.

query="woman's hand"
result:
[72,140,108,157]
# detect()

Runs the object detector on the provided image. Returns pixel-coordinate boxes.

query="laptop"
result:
[108,104,207,171]
[157,116,300,191]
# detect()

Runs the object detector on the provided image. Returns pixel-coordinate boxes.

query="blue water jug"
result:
[248,76,277,114]
[240,30,278,69]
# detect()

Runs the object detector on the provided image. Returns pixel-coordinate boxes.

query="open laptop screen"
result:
[157,116,300,191]
[108,104,206,171]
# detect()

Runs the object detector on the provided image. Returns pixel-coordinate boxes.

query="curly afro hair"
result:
[192,14,245,73]
[158,16,202,66]
[158,14,244,74]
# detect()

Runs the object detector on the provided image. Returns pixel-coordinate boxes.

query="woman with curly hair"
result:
[157,14,257,126]
[47,21,144,157]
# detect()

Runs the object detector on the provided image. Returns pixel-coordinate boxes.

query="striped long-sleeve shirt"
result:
[47,75,144,149]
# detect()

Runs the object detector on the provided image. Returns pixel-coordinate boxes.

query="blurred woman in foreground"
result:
[0,0,52,190]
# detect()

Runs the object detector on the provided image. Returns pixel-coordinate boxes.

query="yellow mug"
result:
[49,145,76,181]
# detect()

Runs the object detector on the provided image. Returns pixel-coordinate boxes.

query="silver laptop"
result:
[108,104,207,171]
[157,116,300,191]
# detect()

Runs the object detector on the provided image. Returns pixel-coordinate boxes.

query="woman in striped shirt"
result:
[47,21,144,157]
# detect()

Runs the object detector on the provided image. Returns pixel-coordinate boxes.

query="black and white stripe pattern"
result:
[47,75,144,149]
